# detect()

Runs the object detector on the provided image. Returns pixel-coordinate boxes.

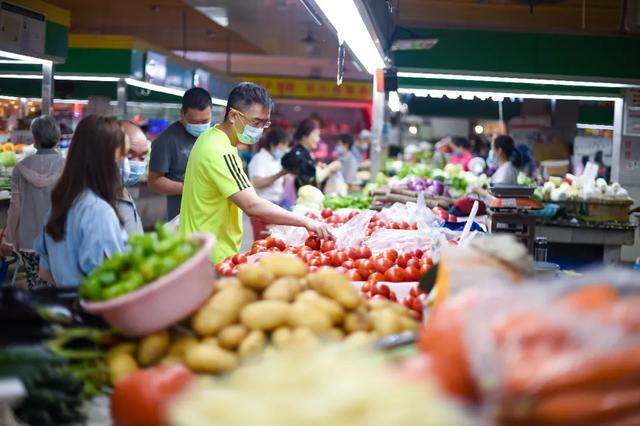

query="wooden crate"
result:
[557,199,633,223]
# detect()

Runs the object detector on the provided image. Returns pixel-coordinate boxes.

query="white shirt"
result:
[248,148,284,203]
[491,161,518,185]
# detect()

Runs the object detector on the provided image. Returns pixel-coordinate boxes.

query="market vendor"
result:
[335,133,359,190]
[148,87,212,221]
[3,115,65,289]
[34,116,128,287]
[118,121,150,234]
[248,126,291,239]
[473,135,523,200]
[180,82,333,264]
[448,137,473,171]
[281,118,341,190]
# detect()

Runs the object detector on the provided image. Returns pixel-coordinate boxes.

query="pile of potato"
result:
[106,254,418,380]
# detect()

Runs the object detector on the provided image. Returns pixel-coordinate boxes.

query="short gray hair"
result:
[31,115,61,149]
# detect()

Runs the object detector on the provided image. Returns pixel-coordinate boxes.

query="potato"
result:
[238,330,266,359]
[370,309,402,337]
[323,328,345,341]
[237,263,274,290]
[218,325,249,350]
[168,336,199,358]
[240,300,291,331]
[106,342,137,362]
[137,330,170,366]
[108,352,139,385]
[288,300,332,333]
[296,291,345,325]
[192,286,256,336]
[284,328,319,352]
[214,277,242,290]
[259,254,307,278]
[398,315,419,332]
[159,355,182,366]
[202,337,219,347]
[263,277,303,302]
[344,331,375,347]
[344,311,373,333]
[184,343,238,373]
[307,268,361,309]
[271,327,292,349]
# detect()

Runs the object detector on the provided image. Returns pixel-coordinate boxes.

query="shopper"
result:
[180,82,332,263]
[447,137,473,171]
[118,121,150,234]
[3,115,65,288]
[248,126,291,239]
[148,87,212,221]
[335,133,358,190]
[34,115,128,287]
[354,129,371,162]
[489,135,522,185]
[281,118,340,190]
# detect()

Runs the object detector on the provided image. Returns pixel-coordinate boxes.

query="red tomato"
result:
[308,258,322,267]
[432,207,448,221]
[379,284,391,297]
[357,260,375,280]
[368,272,385,283]
[361,282,371,293]
[344,247,360,260]
[321,240,336,252]
[300,252,314,263]
[111,363,194,426]
[420,265,429,276]
[396,253,413,268]
[319,253,331,266]
[405,266,421,281]
[391,222,401,230]
[406,258,420,269]
[232,254,247,265]
[308,265,319,273]
[371,294,387,301]
[330,251,349,267]
[413,249,424,259]
[409,287,419,298]
[342,259,356,269]
[384,249,399,262]
[410,223,418,230]
[345,269,363,281]
[359,246,372,259]
[321,208,333,218]
[374,258,393,274]
[264,236,276,248]
[274,239,286,251]
[412,298,423,312]
[401,221,410,229]
[336,266,348,274]
[384,266,406,282]
[389,292,398,302]
[448,214,458,223]
[305,236,320,250]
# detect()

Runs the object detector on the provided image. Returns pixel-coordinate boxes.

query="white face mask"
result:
[185,121,210,138]
[125,160,146,186]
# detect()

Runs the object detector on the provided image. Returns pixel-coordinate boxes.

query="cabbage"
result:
[297,185,324,205]
[0,152,16,167]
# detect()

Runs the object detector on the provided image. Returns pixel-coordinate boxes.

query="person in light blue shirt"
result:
[34,115,128,288]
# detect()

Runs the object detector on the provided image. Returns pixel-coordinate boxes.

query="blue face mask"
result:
[119,158,130,186]
[236,122,264,145]
[335,146,346,155]
[272,149,285,160]
[360,143,369,151]
[185,121,210,138]
[487,150,497,167]
[124,160,146,186]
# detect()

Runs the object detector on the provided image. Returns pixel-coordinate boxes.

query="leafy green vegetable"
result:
[397,164,433,179]
[324,194,372,210]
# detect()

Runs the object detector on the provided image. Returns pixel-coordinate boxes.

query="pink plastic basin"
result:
[81,233,216,337]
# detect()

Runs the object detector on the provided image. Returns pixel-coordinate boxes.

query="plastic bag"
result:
[333,210,376,250]
[421,266,640,425]
[366,227,445,259]
[269,225,309,247]
[378,193,443,229]
[165,214,180,231]
[323,171,347,196]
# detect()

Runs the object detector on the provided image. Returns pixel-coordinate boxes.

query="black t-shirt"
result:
[281,144,317,190]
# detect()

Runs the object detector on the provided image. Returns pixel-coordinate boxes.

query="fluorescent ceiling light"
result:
[397,71,638,89]
[388,91,401,112]
[0,95,18,100]
[576,123,614,130]
[399,88,621,102]
[0,73,41,79]
[312,0,384,74]
[408,125,418,135]
[195,6,228,27]
[125,78,186,97]
[0,50,52,65]
[0,74,120,81]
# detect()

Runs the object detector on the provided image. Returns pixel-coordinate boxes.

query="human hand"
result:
[328,161,342,174]
[304,218,334,241]
[1,243,14,258]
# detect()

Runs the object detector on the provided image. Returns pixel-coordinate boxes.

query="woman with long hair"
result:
[34,115,128,287]
[489,135,523,185]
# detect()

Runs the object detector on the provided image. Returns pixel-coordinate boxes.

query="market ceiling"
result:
[394,0,627,35]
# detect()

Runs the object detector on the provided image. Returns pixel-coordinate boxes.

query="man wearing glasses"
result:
[180,82,333,263]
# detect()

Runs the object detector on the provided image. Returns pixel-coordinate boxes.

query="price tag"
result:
[501,198,517,208]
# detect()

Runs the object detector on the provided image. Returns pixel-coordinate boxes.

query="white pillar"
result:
[369,72,385,181]
[41,60,54,115]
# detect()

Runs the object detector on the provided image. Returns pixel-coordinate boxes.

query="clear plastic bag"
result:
[366,227,446,259]
[378,192,443,229]
[422,266,640,424]
[333,210,376,250]
[269,225,309,247]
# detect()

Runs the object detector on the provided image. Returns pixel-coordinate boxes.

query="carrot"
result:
[504,345,640,396]
[557,284,619,312]
[501,383,640,425]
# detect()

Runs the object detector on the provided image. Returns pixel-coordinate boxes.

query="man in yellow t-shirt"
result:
[180,82,332,263]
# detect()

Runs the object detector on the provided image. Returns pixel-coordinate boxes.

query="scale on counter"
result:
[487,184,543,253]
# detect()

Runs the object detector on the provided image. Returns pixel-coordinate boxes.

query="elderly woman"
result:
[4,115,65,288]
